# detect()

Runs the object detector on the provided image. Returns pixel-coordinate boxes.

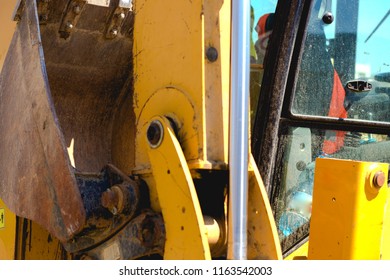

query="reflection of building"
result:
[355,63,371,79]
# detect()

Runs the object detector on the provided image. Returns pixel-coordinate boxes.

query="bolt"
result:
[296,161,306,171]
[101,188,119,209]
[322,12,334,24]
[101,186,125,214]
[119,12,126,19]
[206,47,218,62]
[373,171,385,188]
[147,120,164,148]
[39,14,48,22]
[140,218,156,247]
[110,28,118,37]
[73,5,81,15]
[66,21,74,30]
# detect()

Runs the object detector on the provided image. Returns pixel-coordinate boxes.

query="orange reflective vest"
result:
[322,70,347,155]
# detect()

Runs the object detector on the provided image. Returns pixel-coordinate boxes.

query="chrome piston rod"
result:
[228,0,251,260]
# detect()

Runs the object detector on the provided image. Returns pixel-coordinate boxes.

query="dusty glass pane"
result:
[292,0,390,124]
[274,126,390,252]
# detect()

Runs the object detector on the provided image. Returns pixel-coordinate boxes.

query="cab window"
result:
[271,0,390,254]
[292,0,390,123]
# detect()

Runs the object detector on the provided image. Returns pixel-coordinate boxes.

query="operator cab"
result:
[251,0,390,256]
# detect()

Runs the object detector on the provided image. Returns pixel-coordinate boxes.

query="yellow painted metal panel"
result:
[133,0,230,172]
[146,117,211,260]
[132,0,232,223]
[134,87,199,173]
[381,186,390,259]
[203,0,231,165]
[133,0,205,171]
[247,155,282,260]
[308,158,389,260]
[0,198,16,259]
[14,219,70,260]
[284,242,309,260]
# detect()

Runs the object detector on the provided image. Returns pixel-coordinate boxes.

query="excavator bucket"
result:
[0,0,134,242]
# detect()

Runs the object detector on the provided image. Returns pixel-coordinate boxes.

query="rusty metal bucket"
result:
[0,0,134,243]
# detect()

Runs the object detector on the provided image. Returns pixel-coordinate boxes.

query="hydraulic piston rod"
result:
[228,0,250,260]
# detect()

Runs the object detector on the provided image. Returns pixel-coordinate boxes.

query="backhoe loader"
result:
[0,0,390,260]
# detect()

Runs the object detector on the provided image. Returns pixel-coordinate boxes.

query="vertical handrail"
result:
[228,0,250,260]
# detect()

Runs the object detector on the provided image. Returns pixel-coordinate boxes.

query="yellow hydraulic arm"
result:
[131,0,281,259]
[0,0,281,260]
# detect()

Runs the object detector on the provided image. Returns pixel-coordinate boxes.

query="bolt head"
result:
[322,12,334,24]
[206,47,218,62]
[373,171,385,188]
[39,14,48,22]
[66,21,74,30]
[111,29,118,36]
[111,207,118,215]
[296,161,307,171]
[73,5,81,15]
[101,189,117,208]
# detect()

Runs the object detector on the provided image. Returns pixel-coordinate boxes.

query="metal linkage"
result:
[79,210,165,260]
[63,164,150,253]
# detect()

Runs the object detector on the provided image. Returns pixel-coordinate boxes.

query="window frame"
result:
[284,0,390,129]
[251,0,390,255]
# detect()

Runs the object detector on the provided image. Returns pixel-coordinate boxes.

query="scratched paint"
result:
[0,209,4,228]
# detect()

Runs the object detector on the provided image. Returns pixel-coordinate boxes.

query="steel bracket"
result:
[59,0,87,39]
[105,3,131,39]
[37,0,51,24]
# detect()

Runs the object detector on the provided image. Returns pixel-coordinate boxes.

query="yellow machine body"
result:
[0,198,16,259]
[0,0,280,260]
[309,158,389,260]
[132,0,231,174]
[0,0,390,260]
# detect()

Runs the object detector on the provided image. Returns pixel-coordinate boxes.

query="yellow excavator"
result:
[1,0,390,260]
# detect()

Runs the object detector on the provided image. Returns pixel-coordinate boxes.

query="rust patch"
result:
[0,0,85,242]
